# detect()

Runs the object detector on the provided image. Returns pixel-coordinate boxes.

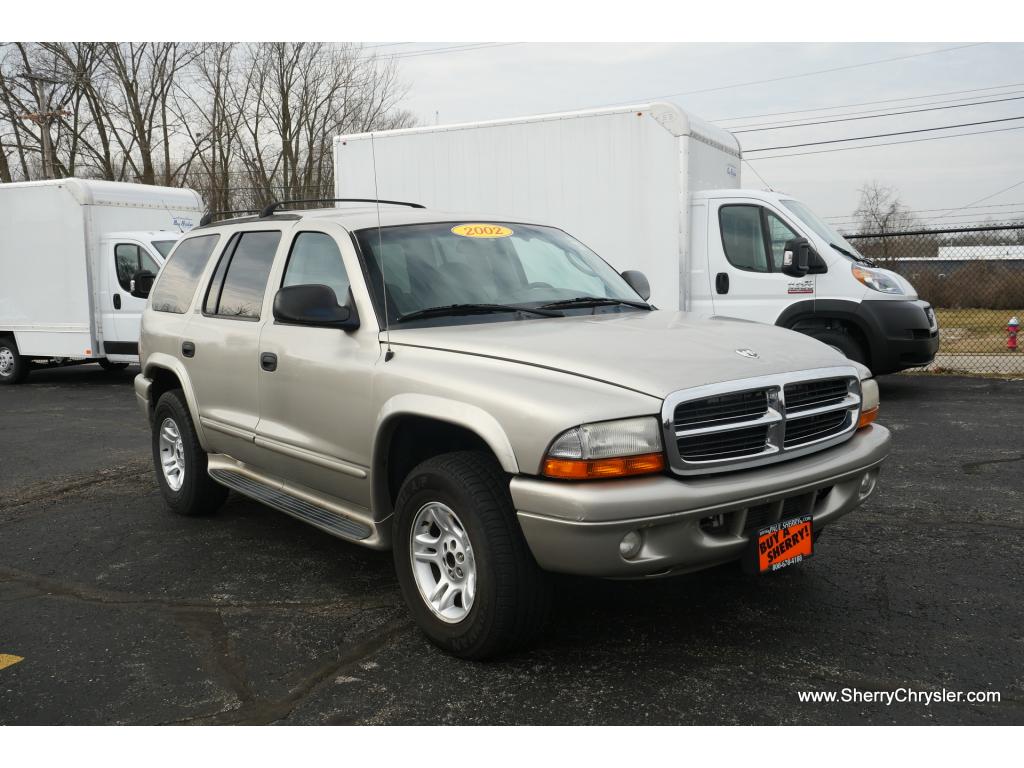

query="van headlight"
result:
[852,265,903,295]
[543,417,665,479]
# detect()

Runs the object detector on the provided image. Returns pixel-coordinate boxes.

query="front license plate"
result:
[757,515,813,573]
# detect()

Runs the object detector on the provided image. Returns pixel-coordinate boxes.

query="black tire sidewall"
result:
[810,329,868,366]
[152,390,220,515]
[393,459,506,656]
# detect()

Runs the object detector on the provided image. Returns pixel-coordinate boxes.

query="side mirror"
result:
[130,269,156,299]
[273,284,360,331]
[620,270,651,301]
[781,238,812,278]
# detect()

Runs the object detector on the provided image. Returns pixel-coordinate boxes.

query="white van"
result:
[334,102,939,374]
[0,178,202,383]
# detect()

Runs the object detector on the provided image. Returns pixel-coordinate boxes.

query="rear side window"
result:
[150,234,221,314]
[204,231,281,320]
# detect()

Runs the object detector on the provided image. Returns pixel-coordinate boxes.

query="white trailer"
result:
[334,103,939,374]
[0,178,202,383]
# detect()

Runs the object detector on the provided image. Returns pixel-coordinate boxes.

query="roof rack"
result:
[259,198,425,218]
[198,209,260,227]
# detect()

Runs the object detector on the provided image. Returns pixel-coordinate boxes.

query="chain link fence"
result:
[845,224,1024,375]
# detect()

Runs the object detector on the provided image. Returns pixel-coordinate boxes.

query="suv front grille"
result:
[664,368,861,476]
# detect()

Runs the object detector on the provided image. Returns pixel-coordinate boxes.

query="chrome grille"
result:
[663,367,862,476]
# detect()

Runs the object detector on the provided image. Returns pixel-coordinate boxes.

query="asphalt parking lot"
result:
[1,366,1022,725]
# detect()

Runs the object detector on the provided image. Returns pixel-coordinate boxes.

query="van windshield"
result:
[781,199,866,261]
[355,222,646,326]
[151,240,177,258]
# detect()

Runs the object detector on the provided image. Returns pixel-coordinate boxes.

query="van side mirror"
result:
[273,284,360,331]
[130,269,156,299]
[620,270,651,301]
[781,238,812,278]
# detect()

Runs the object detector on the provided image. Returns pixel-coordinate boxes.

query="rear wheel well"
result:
[381,416,495,516]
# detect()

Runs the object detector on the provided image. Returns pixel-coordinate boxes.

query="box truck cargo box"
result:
[334,103,939,374]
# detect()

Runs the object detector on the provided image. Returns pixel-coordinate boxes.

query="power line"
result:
[713,80,1024,123]
[746,115,1024,153]
[746,123,1024,161]
[824,201,1024,220]
[383,42,520,60]
[732,94,1024,134]
[928,178,1024,221]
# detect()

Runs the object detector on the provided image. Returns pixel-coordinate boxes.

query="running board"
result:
[209,467,372,542]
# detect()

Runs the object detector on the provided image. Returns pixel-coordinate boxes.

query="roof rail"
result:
[259,198,425,218]
[198,209,260,227]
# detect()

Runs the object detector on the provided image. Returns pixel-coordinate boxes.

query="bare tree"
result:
[854,181,919,234]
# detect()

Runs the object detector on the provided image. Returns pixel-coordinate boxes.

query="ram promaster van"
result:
[334,103,939,375]
[0,178,202,383]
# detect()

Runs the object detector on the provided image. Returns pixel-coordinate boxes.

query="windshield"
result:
[151,240,177,258]
[781,199,865,260]
[355,222,644,325]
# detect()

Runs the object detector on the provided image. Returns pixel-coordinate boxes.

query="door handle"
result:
[113,294,122,310]
[715,272,730,294]
[260,352,278,372]
[181,341,195,358]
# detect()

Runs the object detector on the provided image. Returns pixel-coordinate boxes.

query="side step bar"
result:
[209,467,373,542]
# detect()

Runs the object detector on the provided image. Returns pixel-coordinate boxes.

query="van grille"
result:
[664,368,861,476]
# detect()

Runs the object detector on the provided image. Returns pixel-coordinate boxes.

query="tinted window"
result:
[282,232,350,303]
[205,231,280,320]
[766,212,798,271]
[114,243,159,291]
[152,240,177,257]
[150,234,221,314]
[720,205,769,273]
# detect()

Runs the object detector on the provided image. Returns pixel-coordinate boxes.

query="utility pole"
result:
[19,72,67,180]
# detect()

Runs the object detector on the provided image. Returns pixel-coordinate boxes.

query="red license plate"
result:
[757,515,813,573]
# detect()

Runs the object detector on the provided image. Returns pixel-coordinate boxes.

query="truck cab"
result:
[694,189,940,374]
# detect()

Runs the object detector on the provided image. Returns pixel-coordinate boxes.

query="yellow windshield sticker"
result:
[451,224,514,238]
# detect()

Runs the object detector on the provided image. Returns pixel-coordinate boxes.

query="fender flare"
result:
[143,352,210,449]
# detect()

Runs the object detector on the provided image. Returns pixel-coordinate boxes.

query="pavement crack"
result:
[0,460,152,518]
[962,454,1024,475]
[176,609,255,707]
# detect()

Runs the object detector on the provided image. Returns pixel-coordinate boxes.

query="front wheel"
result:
[806,327,868,367]
[98,359,129,371]
[0,338,29,385]
[393,451,551,660]
[151,390,228,516]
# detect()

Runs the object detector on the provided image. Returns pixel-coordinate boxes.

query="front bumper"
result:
[511,424,890,578]
[860,299,939,374]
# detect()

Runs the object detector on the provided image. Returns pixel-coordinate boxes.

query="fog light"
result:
[859,470,877,499]
[619,530,643,559]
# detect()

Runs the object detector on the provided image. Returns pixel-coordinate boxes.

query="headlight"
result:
[858,378,879,429]
[852,265,904,295]
[543,417,665,479]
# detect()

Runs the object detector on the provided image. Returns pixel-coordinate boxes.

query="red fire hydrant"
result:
[1009,316,1020,352]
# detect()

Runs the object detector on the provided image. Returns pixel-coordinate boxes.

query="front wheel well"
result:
[378,416,496,519]
[786,315,871,361]
[147,366,185,414]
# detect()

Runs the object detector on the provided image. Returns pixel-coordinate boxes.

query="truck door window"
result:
[114,243,159,291]
[204,231,281,320]
[281,232,350,303]
[150,234,222,314]
[765,212,799,271]
[719,205,769,272]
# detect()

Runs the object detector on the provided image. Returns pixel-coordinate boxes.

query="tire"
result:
[806,327,868,367]
[151,389,228,516]
[98,359,129,371]
[0,337,29,385]
[393,451,552,660]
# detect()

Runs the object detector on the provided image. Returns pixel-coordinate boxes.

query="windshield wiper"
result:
[538,296,652,310]
[396,303,563,324]
[830,242,874,265]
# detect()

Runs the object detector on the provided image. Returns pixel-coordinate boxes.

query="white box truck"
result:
[0,178,202,383]
[334,102,939,374]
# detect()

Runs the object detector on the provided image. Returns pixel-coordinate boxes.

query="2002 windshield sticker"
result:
[451,224,514,238]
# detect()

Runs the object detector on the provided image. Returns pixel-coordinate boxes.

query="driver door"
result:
[708,201,811,324]
[100,237,162,358]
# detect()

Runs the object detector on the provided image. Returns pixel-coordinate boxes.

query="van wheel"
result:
[152,390,228,516]
[98,359,129,371]
[0,338,29,385]
[393,451,552,660]
[808,328,868,367]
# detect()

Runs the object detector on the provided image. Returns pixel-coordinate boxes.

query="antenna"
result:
[370,131,394,362]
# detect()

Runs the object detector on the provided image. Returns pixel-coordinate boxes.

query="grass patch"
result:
[935,307,1023,353]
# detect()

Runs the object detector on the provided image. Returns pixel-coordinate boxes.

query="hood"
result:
[386,310,854,398]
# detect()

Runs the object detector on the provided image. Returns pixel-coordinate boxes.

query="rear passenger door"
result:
[255,228,378,507]
[182,229,282,463]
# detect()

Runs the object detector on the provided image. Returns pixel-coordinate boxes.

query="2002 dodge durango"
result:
[133,202,891,659]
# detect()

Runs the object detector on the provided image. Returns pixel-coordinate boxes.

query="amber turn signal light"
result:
[858,406,879,429]
[543,452,665,480]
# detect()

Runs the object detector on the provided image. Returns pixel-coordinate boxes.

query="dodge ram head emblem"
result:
[735,348,759,359]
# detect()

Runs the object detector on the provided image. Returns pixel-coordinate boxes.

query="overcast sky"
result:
[382,42,1024,230]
